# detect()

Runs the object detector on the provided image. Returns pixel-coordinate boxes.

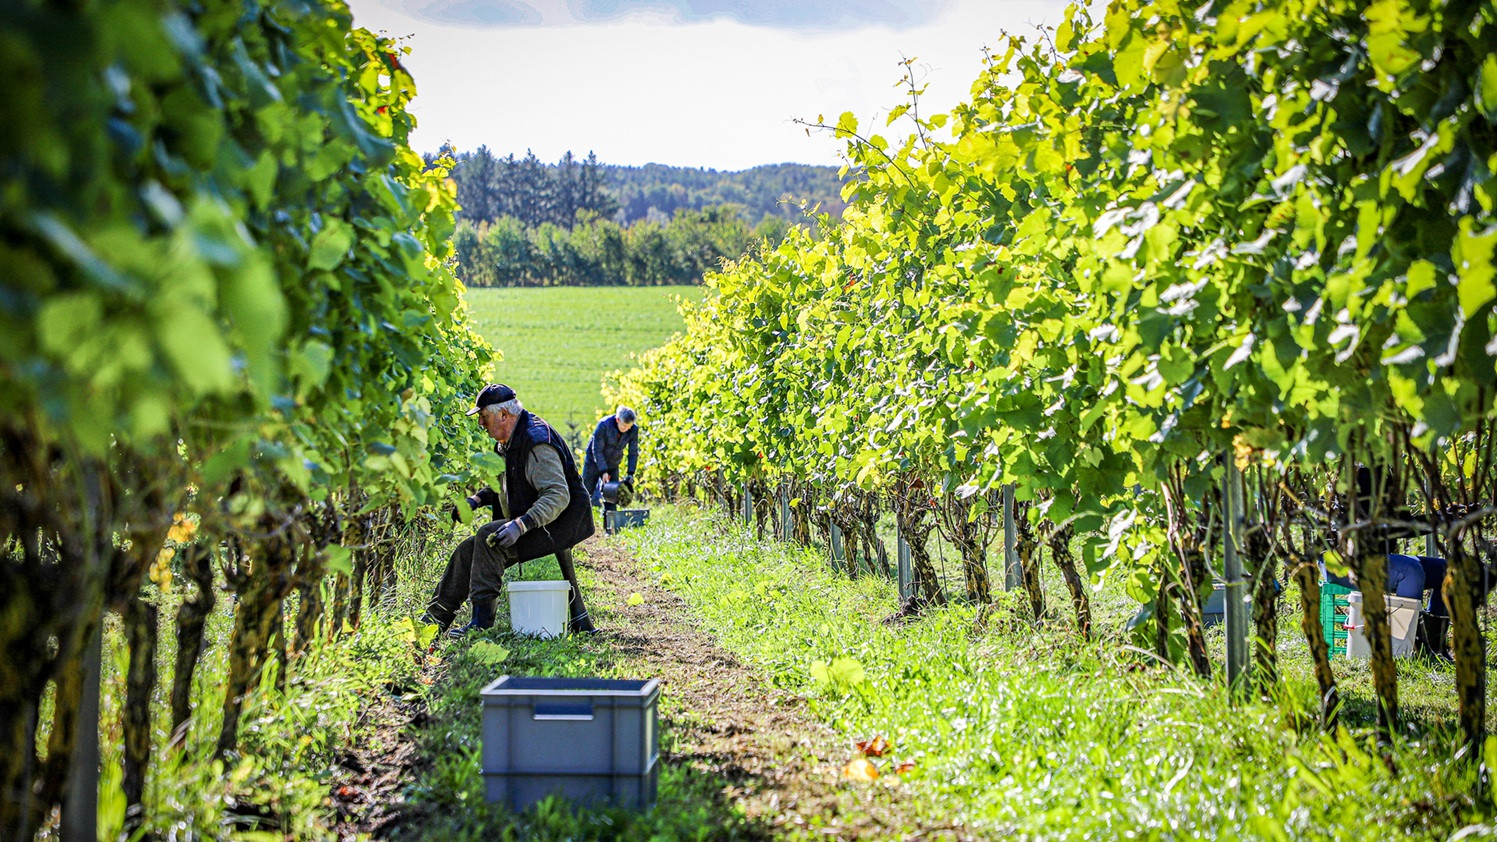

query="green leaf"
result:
[157,306,234,394]
[1112,32,1147,90]
[220,257,287,355]
[809,654,865,690]
[1477,54,1497,122]
[325,545,354,576]
[308,219,354,271]
[626,592,645,606]
[470,640,510,665]
[245,153,279,209]
[1322,550,1350,578]
[1455,221,1497,319]
[1365,0,1424,80]
[292,340,334,391]
[37,293,104,358]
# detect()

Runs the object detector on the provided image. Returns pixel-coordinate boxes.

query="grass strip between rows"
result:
[624,505,1496,840]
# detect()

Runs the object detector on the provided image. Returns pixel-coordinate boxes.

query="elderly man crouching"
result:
[424,384,597,637]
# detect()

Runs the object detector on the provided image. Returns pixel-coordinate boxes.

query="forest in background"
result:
[438,147,848,286]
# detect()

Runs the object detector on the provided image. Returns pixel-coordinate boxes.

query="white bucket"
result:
[507,580,571,638]
[1345,592,1422,659]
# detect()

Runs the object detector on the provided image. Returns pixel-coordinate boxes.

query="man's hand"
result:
[492,518,526,548]
[448,504,462,524]
[602,472,611,483]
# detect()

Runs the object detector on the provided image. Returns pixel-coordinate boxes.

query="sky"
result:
[347,0,1072,170]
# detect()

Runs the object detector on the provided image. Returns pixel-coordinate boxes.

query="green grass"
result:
[464,286,703,441]
[624,505,1497,840]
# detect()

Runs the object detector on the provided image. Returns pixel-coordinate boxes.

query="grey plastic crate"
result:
[604,508,650,534]
[480,676,661,812]
[1202,583,1225,626]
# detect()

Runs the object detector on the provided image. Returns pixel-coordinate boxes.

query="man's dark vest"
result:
[504,410,595,562]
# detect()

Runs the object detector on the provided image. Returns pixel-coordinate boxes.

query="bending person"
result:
[582,406,639,508]
[1326,465,1483,661]
[424,384,598,637]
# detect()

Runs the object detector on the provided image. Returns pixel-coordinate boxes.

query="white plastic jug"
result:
[507,580,571,638]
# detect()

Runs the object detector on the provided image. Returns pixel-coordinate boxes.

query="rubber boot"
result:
[446,599,497,639]
[1415,612,1453,664]
[556,549,597,635]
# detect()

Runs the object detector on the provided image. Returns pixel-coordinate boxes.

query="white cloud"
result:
[378,0,956,30]
[350,0,1070,168]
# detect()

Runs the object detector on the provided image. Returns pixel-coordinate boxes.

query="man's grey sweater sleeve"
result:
[521,446,570,529]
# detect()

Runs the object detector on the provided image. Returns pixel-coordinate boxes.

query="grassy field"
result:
[464,286,702,442]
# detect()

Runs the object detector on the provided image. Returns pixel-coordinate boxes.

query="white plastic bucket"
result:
[1345,592,1422,659]
[507,580,571,638]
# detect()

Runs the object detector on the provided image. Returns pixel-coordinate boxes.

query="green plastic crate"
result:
[1320,581,1354,659]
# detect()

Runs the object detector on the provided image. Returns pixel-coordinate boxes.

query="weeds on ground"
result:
[626,505,1497,840]
[85,582,425,839]
[46,517,451,839]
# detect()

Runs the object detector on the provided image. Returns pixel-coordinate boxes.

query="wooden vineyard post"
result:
[61,622,101,842]
[830,522,845,568]
[896,525,913,601]
[1223,453,1249,691]
[1003,484,1020,590]
[742,483,752,528]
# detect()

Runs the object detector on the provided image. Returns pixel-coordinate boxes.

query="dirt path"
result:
[582,534,970,840]
[332,532,968,839]
[328,683,426,838]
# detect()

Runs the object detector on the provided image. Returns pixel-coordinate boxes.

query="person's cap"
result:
[465,383,516,416]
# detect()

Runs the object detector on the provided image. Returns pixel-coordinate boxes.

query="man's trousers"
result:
[424,519,591,629]
[582,456,622,508]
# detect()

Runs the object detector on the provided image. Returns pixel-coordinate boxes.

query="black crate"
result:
[604,508,650,535]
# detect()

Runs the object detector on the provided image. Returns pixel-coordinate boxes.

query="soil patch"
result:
[328,689,426,839]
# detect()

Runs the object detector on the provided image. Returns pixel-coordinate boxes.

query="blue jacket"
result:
[585,415,638,475]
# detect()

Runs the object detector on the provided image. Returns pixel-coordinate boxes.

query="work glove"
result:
[488,518,526,549]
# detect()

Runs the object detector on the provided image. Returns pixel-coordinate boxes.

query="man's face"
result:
[616,417,634,434]
[481,409,518,443]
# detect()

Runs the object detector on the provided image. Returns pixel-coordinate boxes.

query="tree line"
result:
[452,208,792,287]
[441,148,846,286]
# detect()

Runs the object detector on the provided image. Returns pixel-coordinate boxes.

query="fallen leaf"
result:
[894,760,917,776]
[855,734,890,757]
[842,757,879,781]
[627,592,645,606]
[470,640,510,665]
